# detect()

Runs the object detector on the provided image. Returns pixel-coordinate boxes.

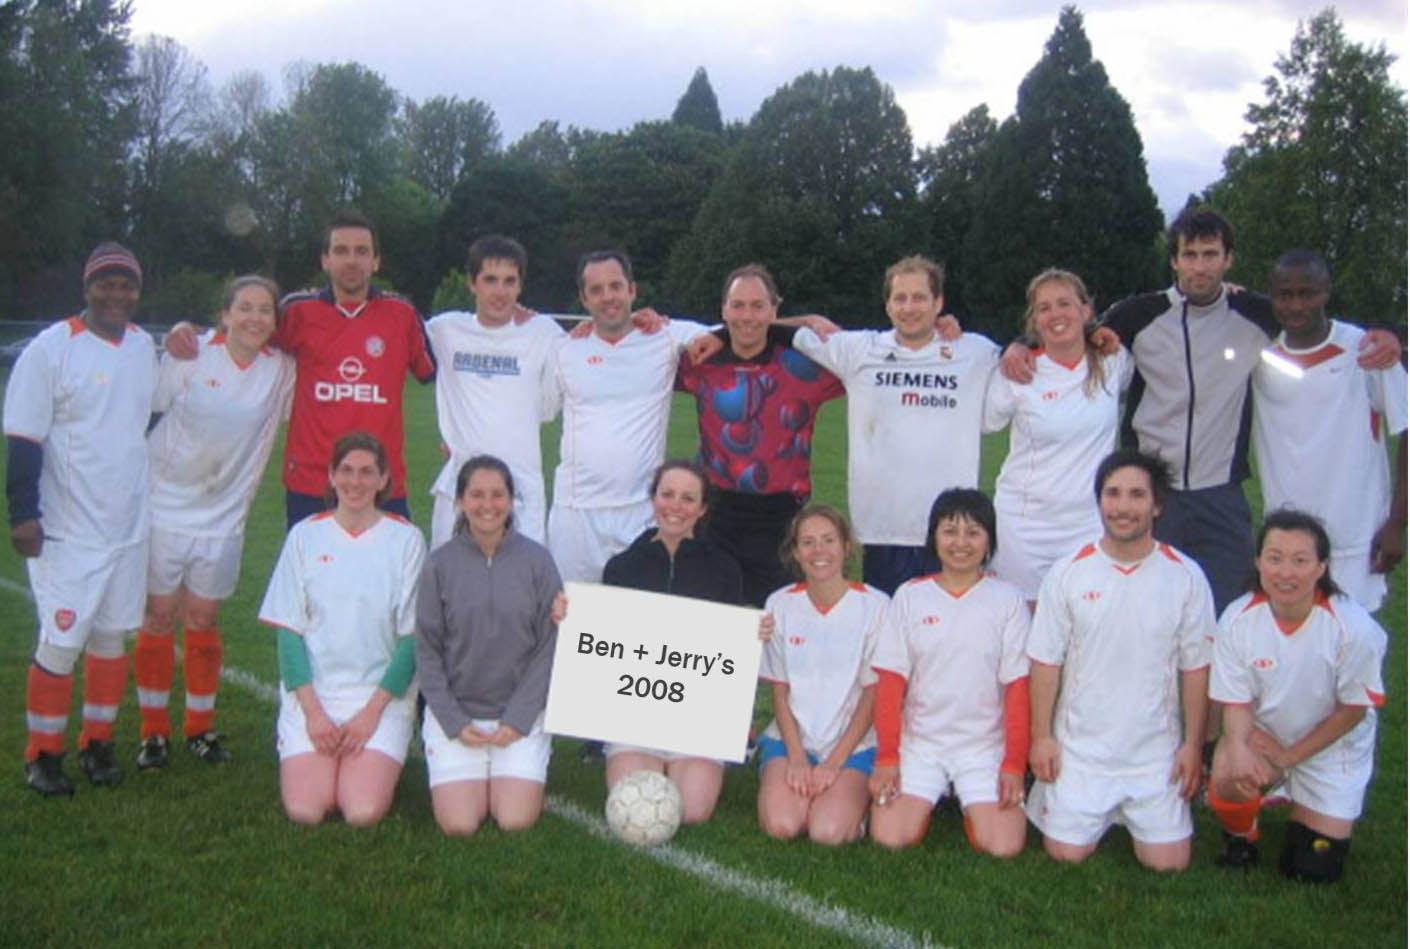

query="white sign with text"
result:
[544,582,762,763]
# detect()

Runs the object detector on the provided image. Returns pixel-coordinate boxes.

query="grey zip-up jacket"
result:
[1103,286,1276,490]
[415,530,561,738]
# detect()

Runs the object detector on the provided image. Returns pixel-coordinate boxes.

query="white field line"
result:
[1,573,943,949]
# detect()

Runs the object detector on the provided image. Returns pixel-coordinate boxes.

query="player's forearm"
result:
[822,685,875,769]
[1220,701,1255,745]
[770,682,808,760]
[1284,704,1367,768]
[5,435,42,524]
[1029,661,1061,740]
[1179,666,1210,748]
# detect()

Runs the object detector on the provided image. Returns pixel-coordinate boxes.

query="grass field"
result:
[0,378,1404,948]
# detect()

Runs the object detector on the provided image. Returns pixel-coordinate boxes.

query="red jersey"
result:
[276,287,435,498]
[677,340,842,499]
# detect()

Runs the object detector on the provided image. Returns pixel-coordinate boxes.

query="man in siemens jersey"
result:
[1000,207,1399,616]
[7,243,157,795]
[426,235,563,547]
[167,209,435,529]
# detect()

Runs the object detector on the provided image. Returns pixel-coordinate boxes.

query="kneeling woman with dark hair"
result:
[416,455,563,835]
[600,459,745,824]
[1208,509,1388,883]
[260,431,426,826]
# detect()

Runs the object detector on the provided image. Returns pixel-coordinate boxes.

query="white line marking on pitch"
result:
[0,573,942,949]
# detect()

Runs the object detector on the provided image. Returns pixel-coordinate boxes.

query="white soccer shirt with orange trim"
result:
[871,574,1031,763]
[551,321,705,510]
[792,328,999,545]
[259,512,425,695]
[1252,320,1408,553]
[1028,540,1214,770]
[760,581,888,759]
[147,331,294,537]
[426,311,564,509]
[1211,591,1384,758]
[985,348,1131,521]
[3,317,156,548]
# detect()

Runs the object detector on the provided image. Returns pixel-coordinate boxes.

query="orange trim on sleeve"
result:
[1072,542,1098,562]
[874,669,907,768]
[1366,688,1386,708]
[1001,676,1030,775]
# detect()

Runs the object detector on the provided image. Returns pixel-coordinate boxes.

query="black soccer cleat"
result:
[25,752,75,797]
[136,735,170,772]
[77,739,124,787]
[1215,830,1260,869]
[186,731,233,764]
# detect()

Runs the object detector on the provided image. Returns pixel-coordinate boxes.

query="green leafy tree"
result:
[1205,8,1406,319]
[963,6,1163,334]
[399,94,500,203]
[0,0,136,315]
[666,66,920,322]
[568,120,725,299]
[507,120,599,180]
[437,156,576,311]
[918,104,996,320]
[671,67,723,136]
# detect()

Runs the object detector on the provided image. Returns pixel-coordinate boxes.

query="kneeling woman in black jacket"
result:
[601,459,744,822]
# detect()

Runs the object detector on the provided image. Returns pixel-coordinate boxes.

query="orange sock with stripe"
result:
[183,627,222,738]
[1208,787,1262,840]
[25,663,73,761]
[78,654,127,747]
[135,629,175,739]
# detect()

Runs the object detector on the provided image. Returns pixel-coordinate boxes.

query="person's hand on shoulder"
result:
[165,321,201,360]
[1356,328,1402,370]
[999,342,1038,384]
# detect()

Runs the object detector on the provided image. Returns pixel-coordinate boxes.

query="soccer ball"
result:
[605,770,682,846]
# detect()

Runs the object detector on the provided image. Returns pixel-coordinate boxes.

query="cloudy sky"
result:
[129,0,1407,216]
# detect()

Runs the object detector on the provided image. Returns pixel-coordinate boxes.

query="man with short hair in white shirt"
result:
[1251,250,1408,613]
[788,255,994,594]
[426,235,564,547]
[546,250,707,583]
[1026,449,1214,872]
[6,242,157,796]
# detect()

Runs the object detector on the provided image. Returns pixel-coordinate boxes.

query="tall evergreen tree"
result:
[666,66,919,321]
[1205,9,1406,319]
[671,67,724,136]
[963,6,1162,333]
[918,104,996,320]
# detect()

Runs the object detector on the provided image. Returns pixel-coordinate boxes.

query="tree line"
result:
[1,2,1403,335]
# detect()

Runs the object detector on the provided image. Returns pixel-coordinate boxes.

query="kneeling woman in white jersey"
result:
[416,455,563,835]
[260,432,426,825]
[984,269,1131,606]
[757,505,886,844]
[869,489,1032,856]
[137,276,294,770]
[1208,509,1387,883]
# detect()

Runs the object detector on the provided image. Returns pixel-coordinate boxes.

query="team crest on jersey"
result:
[365,335,385,358]
[1042,390,1059,401]
[921,615,940,626]
[587,355,604,366]
[317,554,334,564]
[939,346,953,360]
[204,377,222,389]
[1252,658,1276,670]
[54,609,76,631]
[1081,590,1102,601]
[788,635,806,646]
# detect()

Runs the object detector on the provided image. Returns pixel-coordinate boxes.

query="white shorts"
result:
[147,527,244,600]
[423,710,552,786]
[899,744,1003,807]
[431,487,547,550]
[604,742,713,765]
[547,501,653,584]
[1026,757,1191,847]
[1331,546,1386,614]
[28,538,147,648]
[276,685,416,764]
[991,509,1099,601]
[1280,716,1377,821]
